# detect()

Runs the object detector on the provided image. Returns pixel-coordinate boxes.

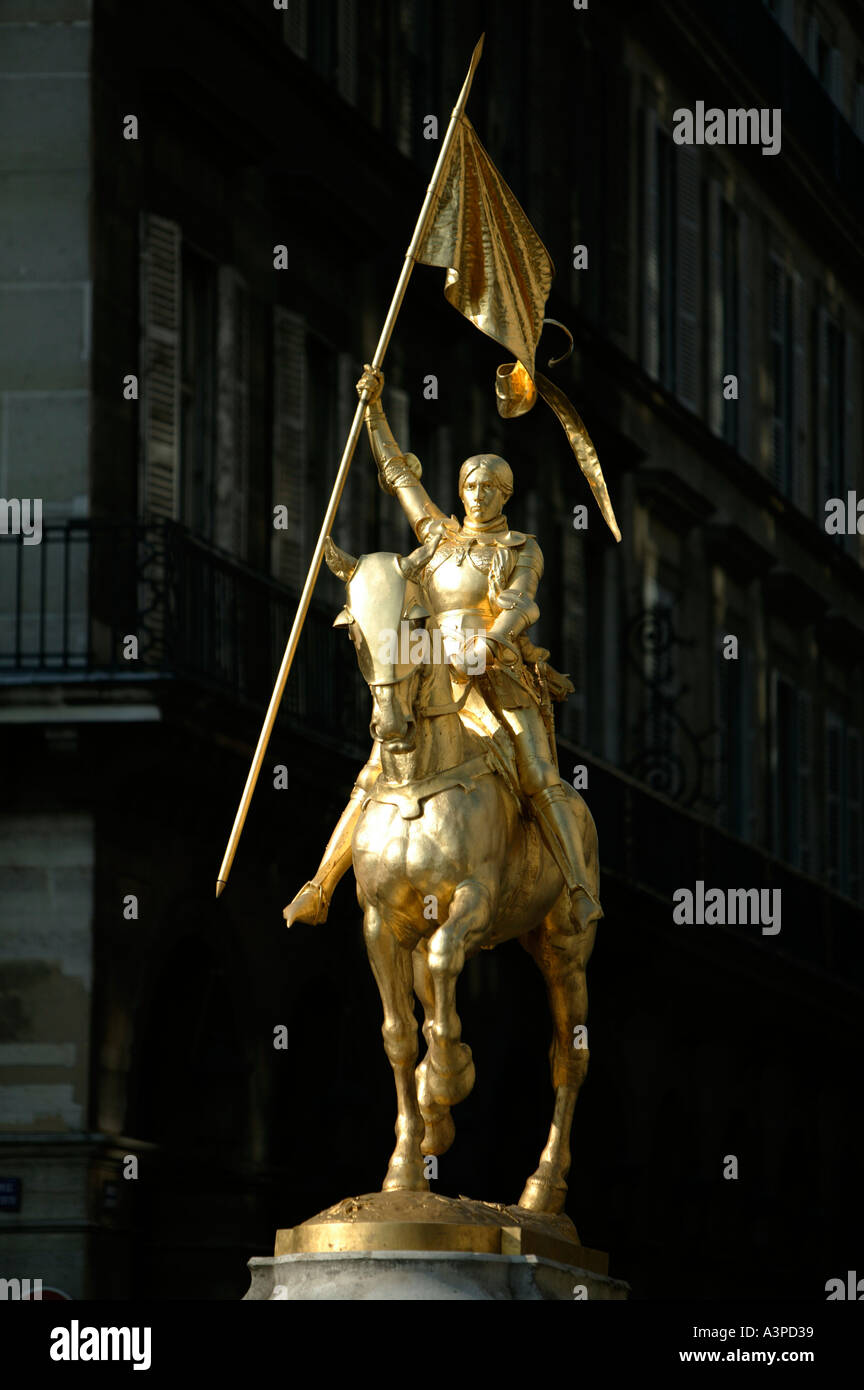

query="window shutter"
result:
[737,209,752,461]
[792,271,807,511]
[215,268,250,557]
[816,305,831,501]
[675,145,701,412]
[272,308,307,592]
[336,0,358,104]
[282,0,308,57]
[641,107,659,379]
[139,213,181,521]
[332,351,362,553]
[706,179,723,436]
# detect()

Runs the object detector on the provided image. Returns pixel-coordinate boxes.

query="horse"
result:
[322,537,602,1216]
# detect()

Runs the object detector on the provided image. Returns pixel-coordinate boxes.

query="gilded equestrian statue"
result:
[284,367,602,1215]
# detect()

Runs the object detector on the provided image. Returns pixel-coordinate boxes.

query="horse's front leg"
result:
[363,901,427,1193]
[421,879,492,1109]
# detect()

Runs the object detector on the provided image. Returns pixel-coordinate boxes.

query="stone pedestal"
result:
[244,1191,629,1301]
[244,1249,629,1300]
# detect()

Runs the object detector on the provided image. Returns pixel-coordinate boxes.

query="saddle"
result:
[458,697,526,812]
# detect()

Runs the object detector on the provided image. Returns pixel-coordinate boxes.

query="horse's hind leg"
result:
[412,947,455,1157]
[363,903,427,1192]
[517,901,598,1215]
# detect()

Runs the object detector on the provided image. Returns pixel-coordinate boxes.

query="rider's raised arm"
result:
[357,366,450,542]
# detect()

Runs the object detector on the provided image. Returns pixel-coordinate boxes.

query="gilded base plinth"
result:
[274,1191,608,1274]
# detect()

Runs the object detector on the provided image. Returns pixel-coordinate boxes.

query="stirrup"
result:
[284,881,328,927]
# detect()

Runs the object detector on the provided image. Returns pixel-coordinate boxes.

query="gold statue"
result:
[282,367,602,1215]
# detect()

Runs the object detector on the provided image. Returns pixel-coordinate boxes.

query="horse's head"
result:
[325,537,434,752]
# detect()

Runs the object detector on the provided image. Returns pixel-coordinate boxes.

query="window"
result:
[720,202,740,448]
[716,637,755,840]
[657,130,677,392]
[642,115,700,410]
[824,319,846,499]
[826,715,863,900]
[769,258,796,498]
[281,0,358,106]
[771,674,812,873]
[816,310,850,548]
[634,577,681,790]
[706,186,751,453]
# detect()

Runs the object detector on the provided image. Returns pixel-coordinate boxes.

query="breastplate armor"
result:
[424,536,515,627]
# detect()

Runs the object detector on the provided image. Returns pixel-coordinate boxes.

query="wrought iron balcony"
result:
[0,519,369,748]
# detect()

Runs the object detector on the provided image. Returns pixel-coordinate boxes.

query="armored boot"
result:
[530,783,602,932]
[283,760,378,927]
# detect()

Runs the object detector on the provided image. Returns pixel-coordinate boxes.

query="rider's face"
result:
[460,476,503,524]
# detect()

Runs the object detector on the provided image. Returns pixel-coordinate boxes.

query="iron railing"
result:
[0,519,369,746]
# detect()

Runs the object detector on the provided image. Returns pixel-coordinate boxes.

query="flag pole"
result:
[215,34,485,897]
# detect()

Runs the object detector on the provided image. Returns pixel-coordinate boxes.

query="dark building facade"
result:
[1,0,863,1299]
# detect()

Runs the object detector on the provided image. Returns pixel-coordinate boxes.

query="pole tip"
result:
[215,879,226,899]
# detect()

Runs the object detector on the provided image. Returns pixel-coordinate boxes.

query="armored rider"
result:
[284,366,600,932]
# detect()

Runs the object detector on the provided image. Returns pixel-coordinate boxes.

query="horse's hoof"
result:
[517,1174,568,1215]
[283,882,327,928]
[417,1046,475,1108]
[430,1057,475,1107]
[421,1111,456,1157]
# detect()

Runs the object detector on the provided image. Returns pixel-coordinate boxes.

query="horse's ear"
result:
[397,535,437,580]
[324,536,358,581]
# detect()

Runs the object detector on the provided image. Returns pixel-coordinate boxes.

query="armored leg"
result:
[283,746,381,927]
[502,706,601,931]
[529,785,601,931]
